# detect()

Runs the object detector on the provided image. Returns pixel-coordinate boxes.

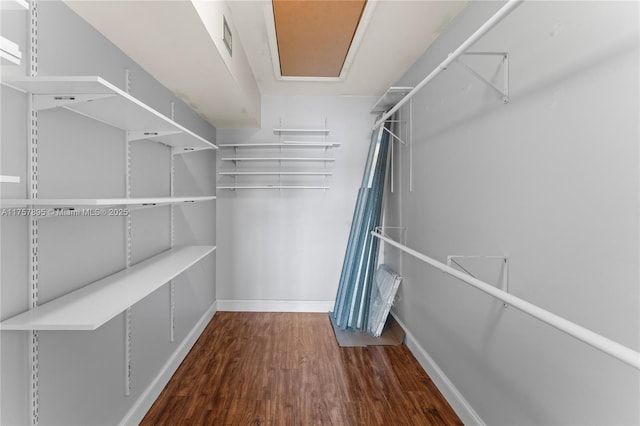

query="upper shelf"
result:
[0,175,20,183]
[0,245,216,331]
[273,128,330,134]
[220,142,340,148]
[370,87,414,113]
[0,0,29,10]
[0,195,215,208]
[1,76,218,150]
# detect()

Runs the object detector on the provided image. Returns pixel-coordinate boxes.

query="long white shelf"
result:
[0,175,20,183]
[273,128,330,134]
[220,142,340,148]
[370,86,414,113]
[1,76,218,150]
[219,171,332,176]
[0,0,29,10]
[219,186,330,190]
[0,195,215,208]
[221,157,335,162]
[0,245,216,331]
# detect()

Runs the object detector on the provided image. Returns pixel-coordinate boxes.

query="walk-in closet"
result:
[1,1,638,424]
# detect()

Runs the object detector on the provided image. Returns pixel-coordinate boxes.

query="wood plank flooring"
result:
[141,312,462,425]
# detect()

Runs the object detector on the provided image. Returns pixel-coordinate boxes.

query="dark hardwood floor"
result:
[141,312,462,425]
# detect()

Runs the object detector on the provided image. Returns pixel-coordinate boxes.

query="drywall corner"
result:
[391,311,485,426]
[119,302,217,426]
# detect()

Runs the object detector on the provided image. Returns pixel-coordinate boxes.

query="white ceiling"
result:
[66,0,469,128]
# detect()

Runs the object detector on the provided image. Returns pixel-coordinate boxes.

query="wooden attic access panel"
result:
[273,0,367,77]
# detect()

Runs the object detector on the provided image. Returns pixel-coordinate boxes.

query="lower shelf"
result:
[0,245,216,331]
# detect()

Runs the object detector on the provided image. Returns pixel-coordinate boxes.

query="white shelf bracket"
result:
[382,126,406,146]
[171,147,211,156]
[446,255,510,307]
[374,226,407,244]
[127,130,181,142]
[456,52,510,103]
[32,93,115,111]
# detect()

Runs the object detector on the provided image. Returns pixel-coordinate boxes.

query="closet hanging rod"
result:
[373,0,525,129]
[370,230,640,371]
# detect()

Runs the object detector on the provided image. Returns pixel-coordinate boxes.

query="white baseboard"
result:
[390,311,485,426]
[217,299,334,313]
[119,301,218,426]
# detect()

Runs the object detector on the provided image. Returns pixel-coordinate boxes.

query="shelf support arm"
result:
[382,126,407,146]
[455,52,510,103]
[373,0,524,129]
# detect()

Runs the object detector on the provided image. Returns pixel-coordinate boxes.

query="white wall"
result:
[216,95,377,310]
[383,1,639,424]
[0,2,216,425]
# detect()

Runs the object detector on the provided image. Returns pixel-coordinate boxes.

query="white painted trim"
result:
[263,2,282,81]
[390,311,485,426]
[119,302,218,426]
[338,0,377,80]
[217,299,334,313]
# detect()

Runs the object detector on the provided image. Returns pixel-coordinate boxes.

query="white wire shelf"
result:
[273,128,330,134]
[0,246,216,331]
[0,195,215,208]
[0,0,28,10]
[0,175,20,183]
[218,185,330,190]
[1,76,218,150]
[219,171,333,176]
[219,142,340,148]
[221,157,335,162]
[370,86,414,113]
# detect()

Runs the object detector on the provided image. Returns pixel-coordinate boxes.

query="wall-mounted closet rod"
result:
[370,230,640,371]
[373,0,524,129]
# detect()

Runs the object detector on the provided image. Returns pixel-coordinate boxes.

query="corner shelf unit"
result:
[1,76,219,149]
[219,134,339,191]
[0,246,216,330]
